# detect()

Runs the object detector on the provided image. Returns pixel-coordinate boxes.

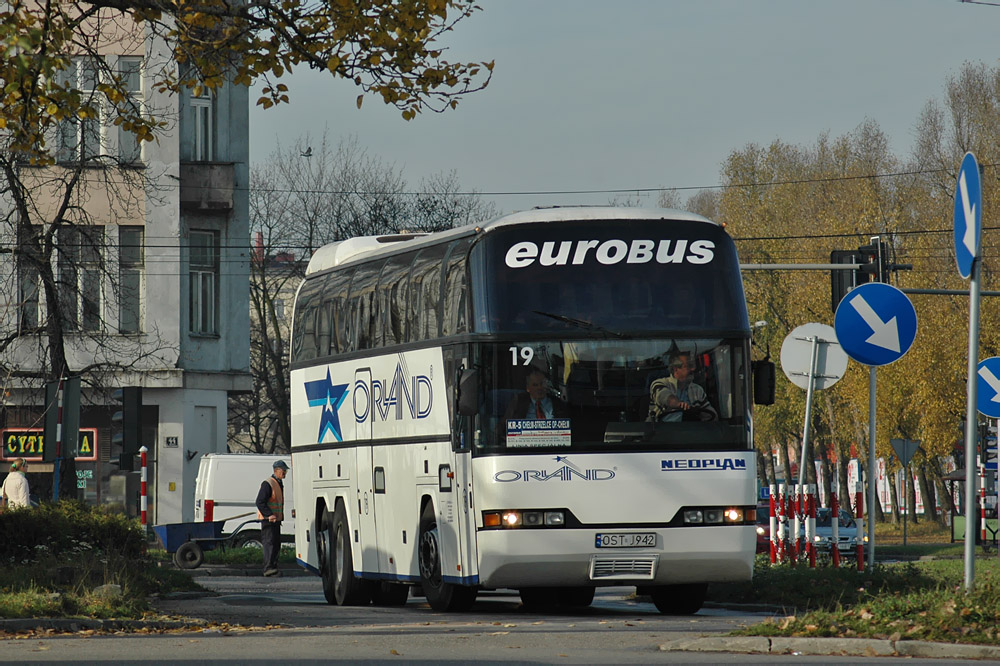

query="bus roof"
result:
[304,207,719,276]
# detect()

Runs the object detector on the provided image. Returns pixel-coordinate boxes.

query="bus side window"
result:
[291,279,321,363]
[356,267,379,350]
[335,268,354,353]
[318,296,332,357]
[379,254,412,348]
[442,239,470,337]
[410,245,448,341]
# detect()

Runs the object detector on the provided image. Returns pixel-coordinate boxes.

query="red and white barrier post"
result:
[806,483,817,567]
[777,483,786,563]
[140,445,148,530]
[768,484,777,564]
[855,477,865,571]
[791,484,801,565]
[980,461,987,545]
[831,489,841,568]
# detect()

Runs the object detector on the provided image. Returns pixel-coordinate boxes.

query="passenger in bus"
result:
[504,368,569,420]
[648,352,717,422]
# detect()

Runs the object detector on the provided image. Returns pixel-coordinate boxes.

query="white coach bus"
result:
[290,207,774,613]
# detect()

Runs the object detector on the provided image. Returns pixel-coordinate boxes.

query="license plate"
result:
[594,532,656,548]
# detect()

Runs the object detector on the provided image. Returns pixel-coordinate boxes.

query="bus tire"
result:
[418,504,477,611]
[649,583,707,615]
[320,503,372,606]
[371,582,409,606]
[174,541,204,570]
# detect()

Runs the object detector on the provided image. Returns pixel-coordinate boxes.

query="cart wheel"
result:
[175,541,205,569]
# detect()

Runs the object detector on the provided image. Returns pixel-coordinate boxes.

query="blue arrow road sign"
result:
[834,282,917,366]
[976,357,1000,418]
[955,152,982,279]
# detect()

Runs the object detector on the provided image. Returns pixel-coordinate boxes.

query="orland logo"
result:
[661,457,748,471]
[494,455,615,483]
[354,362,433,423]
[504,239,715,269]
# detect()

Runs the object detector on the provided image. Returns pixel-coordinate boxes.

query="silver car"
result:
[812,507,865,555]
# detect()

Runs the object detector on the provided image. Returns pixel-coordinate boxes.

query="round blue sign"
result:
[954,152,982,279]
[834,282,917,366]
[977,357,1000,418]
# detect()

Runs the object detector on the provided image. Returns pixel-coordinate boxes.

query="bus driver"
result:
[648,352,717,422]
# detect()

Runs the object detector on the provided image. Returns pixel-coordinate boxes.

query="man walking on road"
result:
[256,460,289,577]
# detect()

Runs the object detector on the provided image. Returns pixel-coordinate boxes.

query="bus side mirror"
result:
[457,368,481,416]
[752,360,775,406]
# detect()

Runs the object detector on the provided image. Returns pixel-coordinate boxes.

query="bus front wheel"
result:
[648,583,707,615]
[418,504,477,611]
[320,503,372,606]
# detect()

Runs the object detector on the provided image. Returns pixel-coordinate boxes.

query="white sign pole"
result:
[964,255,982,590]
[867,366,876,569]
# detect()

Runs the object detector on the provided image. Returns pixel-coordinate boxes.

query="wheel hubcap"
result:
[419,525,441,584]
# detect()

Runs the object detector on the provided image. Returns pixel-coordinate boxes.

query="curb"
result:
[0,618,207,634]
[660,635,1000,659]
[185,565,311,578]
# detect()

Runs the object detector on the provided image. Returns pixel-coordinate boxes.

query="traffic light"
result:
[855,237,890,285]
[112,387,142,471]
[830,250,860,312]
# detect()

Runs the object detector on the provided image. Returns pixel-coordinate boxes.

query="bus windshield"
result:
[473,338,750,453]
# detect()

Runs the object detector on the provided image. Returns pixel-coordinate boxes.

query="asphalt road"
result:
[0,572,987,664]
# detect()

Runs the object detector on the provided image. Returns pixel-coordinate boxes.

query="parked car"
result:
[812,507,865,556]
[193,453,294,548]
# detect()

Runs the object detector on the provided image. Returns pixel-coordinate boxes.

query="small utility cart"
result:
[152,515,258,569]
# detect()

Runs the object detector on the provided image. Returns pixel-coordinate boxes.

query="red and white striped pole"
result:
[831,489,841,568]
[768,483,777,564]
[980,461,987,545]
[777,483,786,563]
[806,483,817,568]
[140,445,149,530]
[791,484,801,565]
[856,477,865,571]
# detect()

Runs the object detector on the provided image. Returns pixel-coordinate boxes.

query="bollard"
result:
[777,483,787,563]
[791,484,801,565]
[831,490,841,568]
[981,463,987,545]
[769,484,777,564]
[806,484,817,568]
[855,481,865,571]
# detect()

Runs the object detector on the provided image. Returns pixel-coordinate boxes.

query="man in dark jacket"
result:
[256,460,289,577]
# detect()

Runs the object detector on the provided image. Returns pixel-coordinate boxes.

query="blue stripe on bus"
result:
[297,558,320,575]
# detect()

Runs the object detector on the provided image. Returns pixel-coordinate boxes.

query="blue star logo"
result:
[304,369,349,442]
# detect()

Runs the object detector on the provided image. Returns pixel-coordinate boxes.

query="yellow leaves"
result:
[356,94,364,109]
[326,55,341,72]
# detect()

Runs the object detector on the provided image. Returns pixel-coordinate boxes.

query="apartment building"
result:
[0,24,251,524]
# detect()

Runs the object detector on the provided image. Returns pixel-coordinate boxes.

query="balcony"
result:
[180,163,234,211]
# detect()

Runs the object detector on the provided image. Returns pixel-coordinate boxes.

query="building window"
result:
[190,88,214,161]
[119,227,144,333]
[18,264,40,331]
[190,231,219,334]
[59,226,104,331]
[59,58,103,163]
[117,57,143,164]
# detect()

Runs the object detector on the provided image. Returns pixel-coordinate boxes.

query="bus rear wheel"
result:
[320,503,372,606]
[418,504,477,611]
[648,583,707,615]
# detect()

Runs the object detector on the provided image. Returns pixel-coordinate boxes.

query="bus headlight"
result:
[544,511,564,526]
[684,510,704,524]
[502,511,520,526]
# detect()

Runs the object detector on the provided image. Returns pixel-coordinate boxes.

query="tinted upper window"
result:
[470,220,748,335]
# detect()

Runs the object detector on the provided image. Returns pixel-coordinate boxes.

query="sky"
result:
[249,1,1000,215]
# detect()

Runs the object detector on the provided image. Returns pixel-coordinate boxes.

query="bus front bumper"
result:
[476,526,754,589]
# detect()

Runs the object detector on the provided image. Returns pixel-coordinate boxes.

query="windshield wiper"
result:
[532,311,625,338]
